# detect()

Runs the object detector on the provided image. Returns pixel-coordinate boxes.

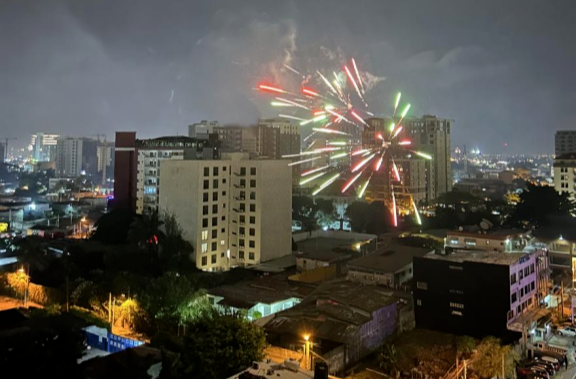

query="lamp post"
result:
[303,334,311,370]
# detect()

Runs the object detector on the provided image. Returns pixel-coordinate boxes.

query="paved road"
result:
[556,364,576,379]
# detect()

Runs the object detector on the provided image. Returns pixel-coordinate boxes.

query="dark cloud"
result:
[1,0,575,153]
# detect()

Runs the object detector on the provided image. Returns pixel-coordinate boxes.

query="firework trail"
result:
[256,56,432,226]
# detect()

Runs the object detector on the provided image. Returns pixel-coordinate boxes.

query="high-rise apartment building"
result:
[159,153,292,272]
[113,132,220,213]
[257,118,300,159]
[189,122,258,154]
[30,133,59,162]
[555,131,576,156]
[404,115,453,199]
[0,143,5,163]
[55,137,99,178]
[554,153,576,201]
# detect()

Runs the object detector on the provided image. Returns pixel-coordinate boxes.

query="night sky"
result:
[1,0,575,154]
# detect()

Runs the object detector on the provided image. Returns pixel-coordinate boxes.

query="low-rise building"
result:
[265,280,398,374]
[414,250,543,338]
[445,227,530,253]
[347,245,433,288]
[206,273,312,320]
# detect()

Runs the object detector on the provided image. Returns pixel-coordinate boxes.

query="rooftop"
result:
[423,251,529,265]
[347,244,433,274]
[448,227,527,240]
[265,279,398,343]
[227,360,314,379]
[297,237,362,258]
[207,273,314,309]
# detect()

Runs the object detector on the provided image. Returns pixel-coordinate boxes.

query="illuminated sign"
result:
[0,223,8,233]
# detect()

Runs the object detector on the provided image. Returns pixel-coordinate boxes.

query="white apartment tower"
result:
[159,153,292,271]
[554,153,576,201]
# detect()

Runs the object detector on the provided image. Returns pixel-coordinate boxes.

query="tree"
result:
[377,343,398,374]
[0,314,85,375]
[17,236,50,273]
[161,212,194,271]
[345,201,369,232]
[154,311,268,378]
[365,201,390,235]
[473,336,519,379]
[140,272,208,332]
[455,335,477,358]
[292,195,316,218]
[508,183,576,228]
[92,208,136,244]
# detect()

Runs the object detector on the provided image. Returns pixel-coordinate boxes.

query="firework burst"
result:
[257,57,431,226]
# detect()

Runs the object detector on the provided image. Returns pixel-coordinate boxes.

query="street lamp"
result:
[303,334,311,370]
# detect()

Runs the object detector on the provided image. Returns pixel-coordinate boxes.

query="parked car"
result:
[522,365,551,379]
[526,361,556,375]
[535,356,561,370]
[557,326,576,338]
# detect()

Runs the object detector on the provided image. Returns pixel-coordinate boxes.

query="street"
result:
[556,364,576,379]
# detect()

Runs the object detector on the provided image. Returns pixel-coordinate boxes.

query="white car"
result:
[557,326,576,338]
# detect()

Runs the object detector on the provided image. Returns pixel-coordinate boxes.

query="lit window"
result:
[201,243,208,253]
[417,281,428,290]
[450,302,464,309]
[416,299,422,306]
[221,240,225,245]
[201,231,208,241]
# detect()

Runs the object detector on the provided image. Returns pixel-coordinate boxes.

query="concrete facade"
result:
[159,153,292,271]
[554,153,576,201]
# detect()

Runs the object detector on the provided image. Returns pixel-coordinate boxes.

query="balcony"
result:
[234,196,246,201]
[233,184,245,189]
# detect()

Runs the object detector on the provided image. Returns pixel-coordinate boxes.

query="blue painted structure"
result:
[83,325,144,353]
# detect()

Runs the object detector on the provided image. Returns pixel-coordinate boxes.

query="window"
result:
[213,192,218,201]
[213,167,218,176]
[213,179,218,189]
[249,252,255,260]
[520,288,524,297]
[510,273,517,284]
[211,255,216,264]
[202,219,208,228]
[240,215,245,224]
[239,239,245,247]
[203,192,209,202]
[250,167,256,175]
[450,302,464,309]
[212,217,217,226]
[201,243,208,253]
[524,267,529,276]
[416,299,422,306]
[519,270,524,280]
[204,167,209,176]
[221,216,226,221]
[449,289,464,295]
[221,240,225,245]
[416,281,428,290]
[212,204,218,213]
[212,229,217,239]
[250,179,256,188]
[201,230,208,241]
[249,228,255,236]
[240,167,246,175]
[223,166,227,172]
[240,179,246,187]
[239,251,245,259]
[250,216,255,224]
[448,265,463,271]
[451,310,463,316]
[249,240,255,248]
[240,227,245,235]
[201,256,207,266]
[530,264,535,273]
[250,192,256,200]
[203,205,208,215]
[221,227,225,233]
[250,204,256,212]
[211,242,217,251]
[511,293,517,303]
[203,180,209,189]
[240,191,245,199]
[531,281,535,291]
[222,191,226,196]
[223,178,227,184]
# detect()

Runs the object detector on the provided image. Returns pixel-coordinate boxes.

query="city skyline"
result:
[1,0,575,154]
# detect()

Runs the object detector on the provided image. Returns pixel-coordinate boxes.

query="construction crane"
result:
[91,134,108,186]
[0,137,17,162]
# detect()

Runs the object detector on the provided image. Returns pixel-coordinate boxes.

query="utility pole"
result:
[502,352,505,379]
